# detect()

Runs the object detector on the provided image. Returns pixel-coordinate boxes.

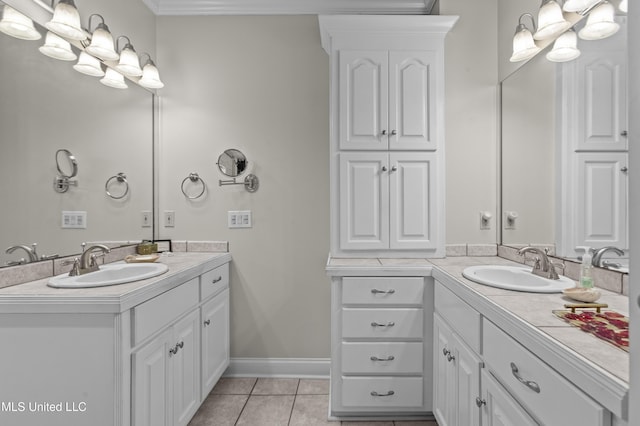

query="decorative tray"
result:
[553,304,629,352]
[124,254,160,263]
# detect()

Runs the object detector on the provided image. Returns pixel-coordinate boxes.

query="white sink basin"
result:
[48,262,169,288]
[462,265,575,293]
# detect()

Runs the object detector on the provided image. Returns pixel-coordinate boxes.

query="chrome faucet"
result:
[5,243,38,264]
[591,246,625,268]
[78,244,111,274]
[517,246,560,280]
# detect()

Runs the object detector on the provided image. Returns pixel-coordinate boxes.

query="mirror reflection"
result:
[0,9,153,267]
[217,148,248,177]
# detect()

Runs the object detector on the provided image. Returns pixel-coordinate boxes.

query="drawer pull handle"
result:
[510,362,541,393]
[211,276,223,284]
[370,390,395,397]
[371,288,396,295]
[204,319,211,326]
[475,397,486,407]
[371,321,395,327]
[370,355,395,362]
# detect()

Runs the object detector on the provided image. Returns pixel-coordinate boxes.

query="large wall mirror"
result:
[501,16,628,270]
[0,1,154,266]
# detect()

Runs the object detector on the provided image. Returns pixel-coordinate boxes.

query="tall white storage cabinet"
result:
[320,15,457,259]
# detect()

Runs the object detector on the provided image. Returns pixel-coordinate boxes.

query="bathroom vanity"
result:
[0,252,231,426]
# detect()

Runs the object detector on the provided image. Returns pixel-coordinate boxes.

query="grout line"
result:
[233,379,258,425]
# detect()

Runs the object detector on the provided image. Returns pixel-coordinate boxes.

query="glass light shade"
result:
[39,31,77,61]
[578,1,620,40]
[546,30,581,62]
[138,62,164,89]
[45,0,85,41]
[534,0,572,40]
[0,5,41,41]
[100,68,128,89]
[510,26,542,62]
[619,0,627,13]
[562,0,601,13]
[73,51,104,77]
[85,24,119,61]
[115,45,142,77]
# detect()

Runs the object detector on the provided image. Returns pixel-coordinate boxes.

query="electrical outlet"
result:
[141,211,152,228]
[228,211,252,228]
[164,211,175,227]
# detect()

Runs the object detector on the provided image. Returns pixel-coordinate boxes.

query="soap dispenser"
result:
[577,246,594,289]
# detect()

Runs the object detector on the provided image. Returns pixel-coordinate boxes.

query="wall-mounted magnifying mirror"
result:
[217,149,247,177]
[53,149,79,193]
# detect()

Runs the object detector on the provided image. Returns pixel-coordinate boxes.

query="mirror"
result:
[501,17,628,267]
[217,148,248,177]
[0,7,153,266]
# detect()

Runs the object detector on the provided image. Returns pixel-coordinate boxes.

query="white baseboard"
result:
[224,357,330,378]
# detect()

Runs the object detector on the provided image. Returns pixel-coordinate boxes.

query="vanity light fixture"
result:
[85,14,119,61]
[546,29,581,62]
[534,0,572,40]
[39,31,77,61]
[138,53,164,89]
[100,67,127,89]
[562,0,601,13]
[0,5,42,40]
[73,51,104,76]
[45,0,85,41]
[510,13,542,62]
[578,0,620,40]
[115,36,142,77]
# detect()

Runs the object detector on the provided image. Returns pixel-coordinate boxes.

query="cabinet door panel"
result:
[201,289,230,398]
[433,314,455,426]
[389,51,436,150]
[339,153,389,250]
[453,333,482,426]
[339,50,388,150]
[173,310,200,426]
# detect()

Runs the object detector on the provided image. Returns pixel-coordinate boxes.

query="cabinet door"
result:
[576,152,628,249]
[339,50,388,150]
[389,51,437,150]
[339,153,389,250]
[389,152,437,250]
[201,289,230,398]
[173,310,201,426]
[480,370,538,426]
[133,328,174,426]
[433,314,456,426]
[453,333,482,426]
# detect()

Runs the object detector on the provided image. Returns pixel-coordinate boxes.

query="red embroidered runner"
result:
[553,309,629,352]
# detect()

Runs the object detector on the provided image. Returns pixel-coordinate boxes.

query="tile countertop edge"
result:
[431,265,629,420]
[0,253,233,314]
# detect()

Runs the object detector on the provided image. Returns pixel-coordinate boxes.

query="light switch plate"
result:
[228,211,252,228]
[62,211,87,229]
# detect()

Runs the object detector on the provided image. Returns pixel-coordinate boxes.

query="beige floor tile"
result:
[211,377,257,395]
[252,377,300,395]
[297,379,330,395]
[289,394,337,425]
[236,395,295,426]
[188,394,248,426]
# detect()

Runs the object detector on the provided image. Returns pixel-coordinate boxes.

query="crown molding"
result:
[141,0,437,16]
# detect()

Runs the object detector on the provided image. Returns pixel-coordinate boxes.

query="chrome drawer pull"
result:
[370,355,395,362]
[371,321,395,327]
[211,276,223,284]
[371,390,395,397]
[510,362,541,393]
[371,288,395,295]
[475,397,486,407]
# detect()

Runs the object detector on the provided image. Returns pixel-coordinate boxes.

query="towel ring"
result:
[181,172,206,199]
[105,173,129,199]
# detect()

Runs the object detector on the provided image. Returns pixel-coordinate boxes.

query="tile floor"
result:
[188,377,439,426]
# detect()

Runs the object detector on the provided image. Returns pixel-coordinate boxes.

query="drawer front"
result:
[201,263,230,300]
[342,308,423,339]
[483,319,606,426]
[342,377,424,408]
[133,278,199,344]
[342,277,424,306]
[342,342,423,375]
[434,282,481,352]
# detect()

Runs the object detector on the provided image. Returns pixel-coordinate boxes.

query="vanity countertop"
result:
[327,255,629,418]
[0,252,232,314]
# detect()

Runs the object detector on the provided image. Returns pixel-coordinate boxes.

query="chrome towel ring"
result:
[105,173,129,199]
[181,172,206,199]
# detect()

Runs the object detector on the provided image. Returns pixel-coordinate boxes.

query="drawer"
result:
[133,278,199,344]
[201,263,230,300]
[342,308,423,339]
[342,377,423,408]
[434,282,481,352]
[342,277,424,306]
[342,342,423,374]
[483,319,606,426]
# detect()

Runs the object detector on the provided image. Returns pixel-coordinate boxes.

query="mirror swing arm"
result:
[218,174,259,193]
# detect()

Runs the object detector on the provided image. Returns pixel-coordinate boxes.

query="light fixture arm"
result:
[517,12,537,32]
[139,52,155,67]
[87,13,106,32]
[116,35,133,52]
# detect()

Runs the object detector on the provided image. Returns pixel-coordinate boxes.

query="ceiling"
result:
[141,0,437,16]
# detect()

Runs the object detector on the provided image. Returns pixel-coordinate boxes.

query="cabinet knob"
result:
[621,166,628,173]
[391,130,397,136]
[447,353,455,362]
[621,130,628,137]
[391,165,397,172]
[204,319,211,326]
[475,397,486,407]
[381,166,388,172]
[381,130,387,136]
[442,347,450,357]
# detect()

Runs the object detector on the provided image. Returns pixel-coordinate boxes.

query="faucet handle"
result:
[63,258,81,276]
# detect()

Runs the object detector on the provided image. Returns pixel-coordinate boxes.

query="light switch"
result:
[228,211,252,228]
[62,211,87,229]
